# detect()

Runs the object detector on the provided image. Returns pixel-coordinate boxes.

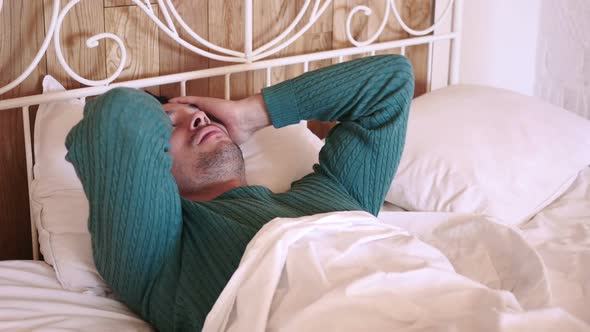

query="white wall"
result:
[454,0,590,118]
[535,0,590,119]
[459,0,542,96]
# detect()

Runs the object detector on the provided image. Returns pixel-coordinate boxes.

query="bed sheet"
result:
[205,211,588,331]
[379,166,590,325]
[380,201,406,212]
[0,260,152,331]
[518,166,590,323]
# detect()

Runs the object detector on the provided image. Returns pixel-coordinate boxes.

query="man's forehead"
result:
[163,103,198,114]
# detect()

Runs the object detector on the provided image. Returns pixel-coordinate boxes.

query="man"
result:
[65,55,414,331]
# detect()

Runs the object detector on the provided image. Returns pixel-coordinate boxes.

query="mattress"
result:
[0,260,153,331]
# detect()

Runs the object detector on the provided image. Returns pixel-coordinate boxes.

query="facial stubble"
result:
[193,140,245,184]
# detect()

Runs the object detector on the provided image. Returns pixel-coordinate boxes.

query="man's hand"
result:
[169,94,270,145]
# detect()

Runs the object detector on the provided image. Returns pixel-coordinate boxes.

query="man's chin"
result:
[197,135,233,152]
[193,139,245,179]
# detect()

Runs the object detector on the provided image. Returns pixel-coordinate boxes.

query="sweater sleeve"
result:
[261,55,414,215]
[65,88,182,313]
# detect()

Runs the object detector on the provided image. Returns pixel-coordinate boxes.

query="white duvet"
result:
[204,211,589,332]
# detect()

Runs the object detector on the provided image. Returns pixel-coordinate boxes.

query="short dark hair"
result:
[145,91,169,104]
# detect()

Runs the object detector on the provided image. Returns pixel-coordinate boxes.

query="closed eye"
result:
[165,110,177,128]
[207,113,222,125]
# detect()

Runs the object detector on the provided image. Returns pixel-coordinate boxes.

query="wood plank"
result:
[266,0,334,86]
[332,0,370,61]
[104,4,161,95]
[333,0,433,96]
[43,0,106,90]
[208,0,334,100]
[208,0,245,99]
[0,0,47,99]
[0,108,33,260]
[0,0,47,260]
[158,0,209,98]
[403,0,433,96]
[105,0,157,8]
[333,0,409,59]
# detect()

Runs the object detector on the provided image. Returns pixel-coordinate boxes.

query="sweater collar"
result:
[215,185,273,200]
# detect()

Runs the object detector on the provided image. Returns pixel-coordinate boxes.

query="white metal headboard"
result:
[0,0,463,260]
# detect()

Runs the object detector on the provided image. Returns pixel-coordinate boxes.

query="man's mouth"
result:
[191,126,223,145]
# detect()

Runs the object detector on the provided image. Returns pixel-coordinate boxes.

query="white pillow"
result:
[386,85,590,225]
[241,122,323,192]
[32,75,322,294]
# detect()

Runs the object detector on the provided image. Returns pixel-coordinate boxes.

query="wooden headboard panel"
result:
[0,0,436,260]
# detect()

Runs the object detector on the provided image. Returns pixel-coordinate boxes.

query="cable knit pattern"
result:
[65,55,414,331]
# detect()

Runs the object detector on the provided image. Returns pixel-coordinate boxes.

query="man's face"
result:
[163,103,244,196]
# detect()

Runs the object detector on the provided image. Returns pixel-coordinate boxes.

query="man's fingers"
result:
[162,103,176,112]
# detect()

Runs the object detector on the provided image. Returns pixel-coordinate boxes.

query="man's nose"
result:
[189,110,210,130]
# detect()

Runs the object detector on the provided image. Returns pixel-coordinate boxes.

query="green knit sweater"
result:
[65,55,414,331]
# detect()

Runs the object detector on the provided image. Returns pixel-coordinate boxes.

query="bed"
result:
[1,0,590,331]
[0,260,152,331]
